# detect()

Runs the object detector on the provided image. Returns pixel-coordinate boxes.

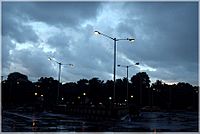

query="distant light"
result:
[17,82,19,84]
[99,102,103,105]
[83,92,86,96]
[41,94,44,97]
[131,95,134,98]
[109,97,112,100]
[61,97,64,101]
[77,96,81,99]
[34,93,38,96]
[32,121,36,127]
[125,99,127,102]
[153,88,156,91]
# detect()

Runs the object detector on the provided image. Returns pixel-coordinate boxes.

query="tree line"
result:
[2,72,198,111]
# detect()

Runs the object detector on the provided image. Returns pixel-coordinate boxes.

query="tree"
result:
[131,72,151,106]
[2,72,34,108]
[88,77,104,104]
[172,82,194,109]
[103,80,113,98]
[115,78,126,102]
[62,82,79,104]
[77,79,89,94]
[36,77,58,110]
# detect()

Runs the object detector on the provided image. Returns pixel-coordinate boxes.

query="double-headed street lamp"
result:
[94,30,135,101]
[48,57,74,104]
[118,62,139,102]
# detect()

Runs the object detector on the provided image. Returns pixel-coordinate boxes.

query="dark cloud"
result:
[2,2,198,85]
[2,1,102,42]
[2,2,38,43]
[114,2,198,84]
[2,36,16,69]
[3,2,102,28]
[46,24,114,81]
[10,48,55,78]
[123,2,198,63]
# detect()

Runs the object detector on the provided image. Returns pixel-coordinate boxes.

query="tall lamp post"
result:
[48,57,74,104]
[94,30,135,101]
[118,62,139,102]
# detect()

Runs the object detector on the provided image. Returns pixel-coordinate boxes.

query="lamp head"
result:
[128,38,135,42]
[117,65,121,67]
[94,31,101,35]
[69,64,74,67]
[135,62,139,65]
[48,57,52,61]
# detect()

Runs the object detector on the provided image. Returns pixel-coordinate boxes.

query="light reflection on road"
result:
[2,109,198,132]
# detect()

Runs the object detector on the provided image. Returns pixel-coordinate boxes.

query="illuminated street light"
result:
[94,31,101,35]
[94,30,135,101]
[48,57,74,104]
[83,92,86,96]
[34,93,38,96]
[118,62,139,102]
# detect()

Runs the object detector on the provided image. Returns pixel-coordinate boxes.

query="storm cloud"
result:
[2,2,198,85]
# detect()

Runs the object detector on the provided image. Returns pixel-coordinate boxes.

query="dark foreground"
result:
[2,107,198,132]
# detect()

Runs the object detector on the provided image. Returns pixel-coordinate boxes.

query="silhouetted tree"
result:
[151,80,170,108]
[172,82,194,109]
[88,77,104,104]
[2,71,198,112]
[115,78,126,102]
[131,72,151,106]
[103,80,113,100]
[77,79,89,94]
[35,77,58,110]
[2,72,34,108]
[62,82,79,104]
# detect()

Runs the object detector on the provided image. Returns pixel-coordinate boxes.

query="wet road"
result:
[2,109,198,132]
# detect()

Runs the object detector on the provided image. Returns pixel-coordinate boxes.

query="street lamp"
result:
[48,57,74,104]
[118,62,139,102]
[94,30,135,101]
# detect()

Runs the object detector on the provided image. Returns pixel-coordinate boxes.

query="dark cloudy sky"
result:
[2,1,198,85]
